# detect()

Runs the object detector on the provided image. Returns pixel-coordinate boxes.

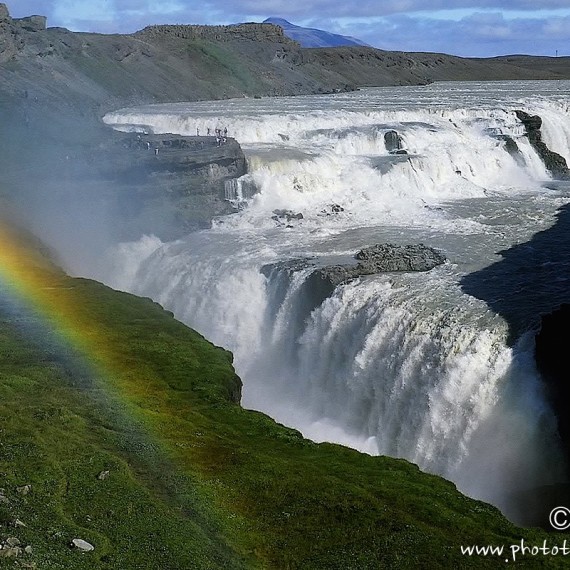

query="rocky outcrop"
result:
[515,110,570,179]
[263,244,446,311]
[498,134,521,157]
[535,304,570,454]
[313,244,446,289]
[14,15,47,32]
[76,131,248,236]
[384,130,407,154]
[137,23,296,46]
[71,538,95,552]
[0,5,46,32]
[0,3,9,21]
[271,209,304,224]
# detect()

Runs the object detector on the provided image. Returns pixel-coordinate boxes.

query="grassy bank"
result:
[0,226,564,569]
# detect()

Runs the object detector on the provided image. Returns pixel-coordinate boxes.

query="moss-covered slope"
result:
[0,226,564,569]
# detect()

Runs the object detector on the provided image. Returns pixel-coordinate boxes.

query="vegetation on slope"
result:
[0,226,565,569]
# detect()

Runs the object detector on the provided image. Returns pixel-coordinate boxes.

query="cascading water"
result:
[96,81,570,523]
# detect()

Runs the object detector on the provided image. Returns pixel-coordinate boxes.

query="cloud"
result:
[348,12,570,57]
[213,0,570,19]
[53,0,115,25]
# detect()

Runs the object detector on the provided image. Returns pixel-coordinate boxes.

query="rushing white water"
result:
[97,81,570,522]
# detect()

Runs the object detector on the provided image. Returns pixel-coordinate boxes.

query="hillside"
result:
[0,224,562,569]
[1,4,570,122]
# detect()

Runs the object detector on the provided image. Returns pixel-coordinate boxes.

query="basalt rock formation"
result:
[515,110,570,179]
[96,132,247,233]
[384,130,407,154]
[263,244,446,312]
[310,243,446,293]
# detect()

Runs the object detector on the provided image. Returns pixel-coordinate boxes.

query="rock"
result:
[62,130,248,237]
[498,134,520,156]
[309,243,445,291]
[384,130,405,153]
[354,243,446,272]
[319,203,346,216]
[0,546,21,558]
[71,538,94,552]
[269,244,446,308]
[14,15,47,32]
[515,110,570,179]
[24,545,33,554]
[0,3,10,21]
[515,110,542,131]
[13,520,26,528]
[97,470,110,481]
[272,209,304,223]
[5,537,20,547]
[16,485,31,496]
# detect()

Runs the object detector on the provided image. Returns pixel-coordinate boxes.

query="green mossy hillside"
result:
[0,242,565,569]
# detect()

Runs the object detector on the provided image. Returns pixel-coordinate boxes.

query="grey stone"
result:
[14,15,47,32]
[515,110,570,179]
[97,470,110,480]
[384,130,405,153]
[0,3,9,21]
[310,243,446,291]
[71,538,94,552]
[498,134,520,157]
[0,546,21,558]
[272,209,304,223]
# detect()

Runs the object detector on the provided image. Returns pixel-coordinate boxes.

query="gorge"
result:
[3,3,570,567]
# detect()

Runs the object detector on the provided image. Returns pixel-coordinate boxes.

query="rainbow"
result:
[0,224,112,379]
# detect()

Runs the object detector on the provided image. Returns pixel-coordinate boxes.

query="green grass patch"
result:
[0,237,563,568]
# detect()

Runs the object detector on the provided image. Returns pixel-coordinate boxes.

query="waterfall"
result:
[95,81,570,523]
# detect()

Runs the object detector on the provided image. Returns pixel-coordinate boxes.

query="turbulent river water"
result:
[99,81,570,522]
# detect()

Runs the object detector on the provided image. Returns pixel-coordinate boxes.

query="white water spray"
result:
[98,81,570,522]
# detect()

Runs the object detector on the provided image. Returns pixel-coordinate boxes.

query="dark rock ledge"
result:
[263,243,446,309]
[515,110,570,179]
[314,243,446,288]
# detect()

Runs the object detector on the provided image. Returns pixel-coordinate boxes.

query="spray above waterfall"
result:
[97,81,570,524]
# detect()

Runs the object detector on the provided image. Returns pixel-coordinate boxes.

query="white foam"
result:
[97,81,570,521]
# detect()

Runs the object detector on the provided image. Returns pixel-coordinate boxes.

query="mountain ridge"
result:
[263,17,370,48]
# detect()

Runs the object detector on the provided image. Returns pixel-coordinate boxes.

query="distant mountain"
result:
[263,17,370,48]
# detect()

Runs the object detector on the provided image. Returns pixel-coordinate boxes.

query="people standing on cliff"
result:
[223,127,228,137]
[196,127,200,136]
[207,127,211,136]
[154,147,159,155]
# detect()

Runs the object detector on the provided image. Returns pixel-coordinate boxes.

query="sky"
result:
[8,1,570,58]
